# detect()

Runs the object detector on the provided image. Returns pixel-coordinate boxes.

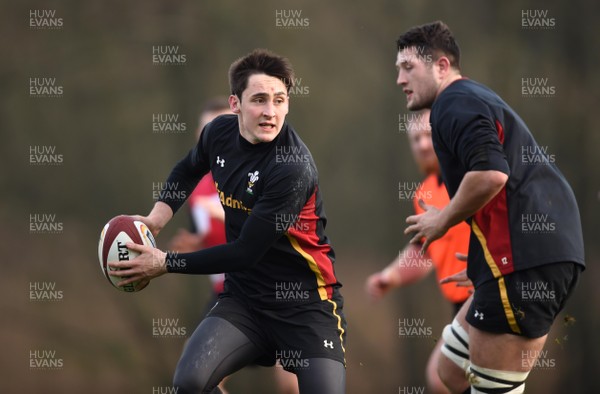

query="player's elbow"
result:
[477,170,508,203]
[466,170,508,202]
[486,170,508,192]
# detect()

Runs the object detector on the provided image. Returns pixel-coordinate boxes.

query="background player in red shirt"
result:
[365,109,472,394]
[169,97,231,297]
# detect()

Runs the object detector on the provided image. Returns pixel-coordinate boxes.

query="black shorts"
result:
[466,262,581,338]
[206,292,347,371]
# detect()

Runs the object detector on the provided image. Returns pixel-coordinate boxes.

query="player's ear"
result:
[229,94,241,114]
[436,56,452,76]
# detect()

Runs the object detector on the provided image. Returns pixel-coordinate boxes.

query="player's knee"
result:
[467,363,529,394]
[438,318,471,393]
[173,364,220,394]
[440,318,470,371]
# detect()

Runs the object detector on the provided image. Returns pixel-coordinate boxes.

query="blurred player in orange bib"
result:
[366,109,472,394]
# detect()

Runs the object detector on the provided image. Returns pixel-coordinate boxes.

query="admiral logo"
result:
[215,182,252,213]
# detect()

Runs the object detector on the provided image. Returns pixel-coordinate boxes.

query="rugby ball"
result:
[98,215,156,292]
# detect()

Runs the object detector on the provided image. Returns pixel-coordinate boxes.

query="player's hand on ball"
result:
[404,199,449,253]
[129,215,162,237]
[108,242,168,288]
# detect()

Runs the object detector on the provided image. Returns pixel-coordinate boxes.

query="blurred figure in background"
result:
[169,97,299,394]
[169,97,231,308]
[365,109,472,394]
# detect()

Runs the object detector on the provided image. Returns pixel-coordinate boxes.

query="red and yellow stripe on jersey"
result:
[286,189,337,300]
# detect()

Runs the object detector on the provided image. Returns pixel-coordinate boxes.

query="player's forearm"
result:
[165,241,256,274]
[439,170,508,229]
[165,215,278,275]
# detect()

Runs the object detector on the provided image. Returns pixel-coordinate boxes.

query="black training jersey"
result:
[430,79,585,287]
[159,115,342,309]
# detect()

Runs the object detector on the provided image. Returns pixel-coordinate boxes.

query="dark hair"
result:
[228,49,295,100]
[396,21,460,69]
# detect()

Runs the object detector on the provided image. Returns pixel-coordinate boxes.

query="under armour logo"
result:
[216,156,225,167]
[474,310,484,320]
[501,257,508,265]
[323,340,334,349]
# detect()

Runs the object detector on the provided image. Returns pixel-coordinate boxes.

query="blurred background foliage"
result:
[1,0,598,392]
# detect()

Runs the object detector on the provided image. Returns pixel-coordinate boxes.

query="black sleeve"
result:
[158,123,211,213]
[165,162,314,274]
[250,161,314,224]
[436,94,510,175]
[165,214,277,274]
